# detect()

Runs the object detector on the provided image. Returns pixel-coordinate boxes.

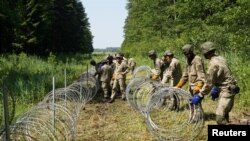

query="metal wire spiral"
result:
[0,70,98,141]
[126,66,204,141]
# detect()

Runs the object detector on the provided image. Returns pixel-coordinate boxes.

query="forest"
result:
[0,0,93,55]
[122,0,250,57]
[122,0,250,107]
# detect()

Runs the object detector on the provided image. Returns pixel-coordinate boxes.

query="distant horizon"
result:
[94,47,120,49]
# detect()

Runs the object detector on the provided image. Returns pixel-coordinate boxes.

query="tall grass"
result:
[0,52,105,111]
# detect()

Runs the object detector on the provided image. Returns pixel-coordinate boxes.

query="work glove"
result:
[111,73,116,80]
[193,81,204,94]
[191,93,203,105]
[209,86,219,101]
[151,74,159,80]
[176,80,185,88]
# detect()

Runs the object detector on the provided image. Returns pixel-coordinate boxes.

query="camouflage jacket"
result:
[100,64,112,82]
[114,61,129,79]
[181,55,206,87]
[151,58,165,76]
[200,55,235,95]
[161,58,182,86]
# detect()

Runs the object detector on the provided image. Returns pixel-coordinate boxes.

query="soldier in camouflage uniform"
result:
[90,60,103,96]
[99,59,112,101]
[109,54,129,103]
[176,44,206,95]
[161,50,182,86]
[192,41,240,125]
[148,50,165,81]
[128,57,136,74]
[107,55,116,92]
[160,50,182,110]
[119,53,128,64]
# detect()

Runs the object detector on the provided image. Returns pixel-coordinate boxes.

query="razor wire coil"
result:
[0,70,98,141]
[126,66,204,141]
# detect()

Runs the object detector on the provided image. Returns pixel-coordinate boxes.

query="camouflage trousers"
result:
[216,88,235,125]
[111,78,126,99]
[101,81,111,98]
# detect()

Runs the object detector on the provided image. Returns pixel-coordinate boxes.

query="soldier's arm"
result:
[176,64,188,88]
[200,64,218,95]
[195,58,206,83]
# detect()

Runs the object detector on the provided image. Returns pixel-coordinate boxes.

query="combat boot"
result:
[122,95,126,101]
[216,115,229,125]
[108,98,114,103]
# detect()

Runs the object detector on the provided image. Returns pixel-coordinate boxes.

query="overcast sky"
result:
[80,0,128,49]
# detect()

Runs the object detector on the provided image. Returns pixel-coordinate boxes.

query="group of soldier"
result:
[90,53,136,103]
[148,41,239,125]
[90,41,239,125]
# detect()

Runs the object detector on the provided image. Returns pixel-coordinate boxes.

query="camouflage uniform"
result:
[110,55,129,102]
[161,50,182,110]
[200,41,238,125]
[182,56,206,95]
[90,60,103,96]
[128,57,136,74]
[148,50,165,80]
[176,44,206,95]
[100,61,112,99]
[161,57,182,86]
[108,56,116,92]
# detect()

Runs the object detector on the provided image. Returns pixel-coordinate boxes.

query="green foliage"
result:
[122,0,250,56]
[0,0,93,55]
[0,53,94,104]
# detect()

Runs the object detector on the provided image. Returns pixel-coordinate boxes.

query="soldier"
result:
[119,52,128,64]
[99,59,112,101]
[107,55,116,97]
[90,60,102,77]
[109,54,129,103]
[90,60,103,95]
[161,50,182,86]
[161,50,182,110]
[148,50,165,81]
[128,57,136,74]
[191,41,240,125]
[175,44,206,96]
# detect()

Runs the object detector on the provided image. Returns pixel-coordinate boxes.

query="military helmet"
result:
[201,41,216,54]
[107,55,113,60]
[148,50,157,56]
[90,60,96,65]
[182,44,193,55]
[115,54,123,59]
[163,50,173,56]
[119,52,124,57]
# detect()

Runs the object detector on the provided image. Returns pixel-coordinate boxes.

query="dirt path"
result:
[75,95,249,141]
[76,98,154,141]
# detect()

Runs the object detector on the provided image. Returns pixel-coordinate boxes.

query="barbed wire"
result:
[1,65,204,141]
[132,65,151,79]
[0,70,98,141]
[126,66,204,141]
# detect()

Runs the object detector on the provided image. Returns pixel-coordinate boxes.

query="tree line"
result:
[122,0,250,58]
[0,0,93,55]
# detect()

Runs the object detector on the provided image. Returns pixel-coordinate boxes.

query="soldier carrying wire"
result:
[190,41,240,125]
